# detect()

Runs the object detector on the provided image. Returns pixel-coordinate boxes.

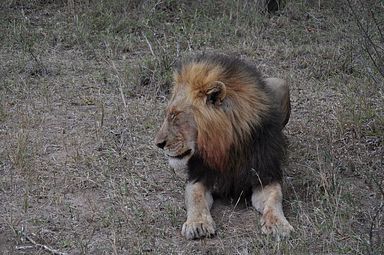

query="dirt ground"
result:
[0,0,383,254]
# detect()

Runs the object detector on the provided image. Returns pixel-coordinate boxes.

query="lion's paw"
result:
[182,218,216,240]
[261,210,294,239]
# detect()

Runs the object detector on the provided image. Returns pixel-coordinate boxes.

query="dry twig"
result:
[17,226,68,255]
[143,33,155,57]
[109,60,127,108]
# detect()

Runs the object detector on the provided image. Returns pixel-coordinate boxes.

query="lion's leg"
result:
[264,78,291,128]
[182,181,215,239]
[252,182,294,238]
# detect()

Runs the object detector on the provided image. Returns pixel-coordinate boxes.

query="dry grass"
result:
[0,0,383,254]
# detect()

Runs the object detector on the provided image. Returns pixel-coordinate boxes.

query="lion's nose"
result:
[156,140,166,149]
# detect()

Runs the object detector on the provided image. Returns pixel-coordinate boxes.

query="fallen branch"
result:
[15,245,35,250]
[17,226,68,255]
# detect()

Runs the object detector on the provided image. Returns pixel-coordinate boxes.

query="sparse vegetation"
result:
[0,0,383,254]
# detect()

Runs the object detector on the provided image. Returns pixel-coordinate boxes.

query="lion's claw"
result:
[182,220,216,240]
[261,212,294,239]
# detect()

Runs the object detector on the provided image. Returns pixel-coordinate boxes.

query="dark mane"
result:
[188,110,285,197]
[184,54,286,198]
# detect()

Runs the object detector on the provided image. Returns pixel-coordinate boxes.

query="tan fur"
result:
[182,182,215,239]
[265,78,291,127]
[252,182,294,238]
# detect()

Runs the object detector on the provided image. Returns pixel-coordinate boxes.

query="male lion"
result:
[155,54,294,240]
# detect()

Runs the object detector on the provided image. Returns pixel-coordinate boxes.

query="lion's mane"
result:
[174,55,286,196]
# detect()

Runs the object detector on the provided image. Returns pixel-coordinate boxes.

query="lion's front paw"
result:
[261,210,294,239]
[181,218,216,240]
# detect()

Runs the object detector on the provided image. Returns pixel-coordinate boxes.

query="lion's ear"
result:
[206,81,226,106]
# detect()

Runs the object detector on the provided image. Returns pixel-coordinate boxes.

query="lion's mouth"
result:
[167,149,192,159]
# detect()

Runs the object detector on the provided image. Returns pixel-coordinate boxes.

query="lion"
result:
[155,54,294,240]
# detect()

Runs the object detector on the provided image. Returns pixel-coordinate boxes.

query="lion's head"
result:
[155,55,272,172]
[154,89,197,170]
